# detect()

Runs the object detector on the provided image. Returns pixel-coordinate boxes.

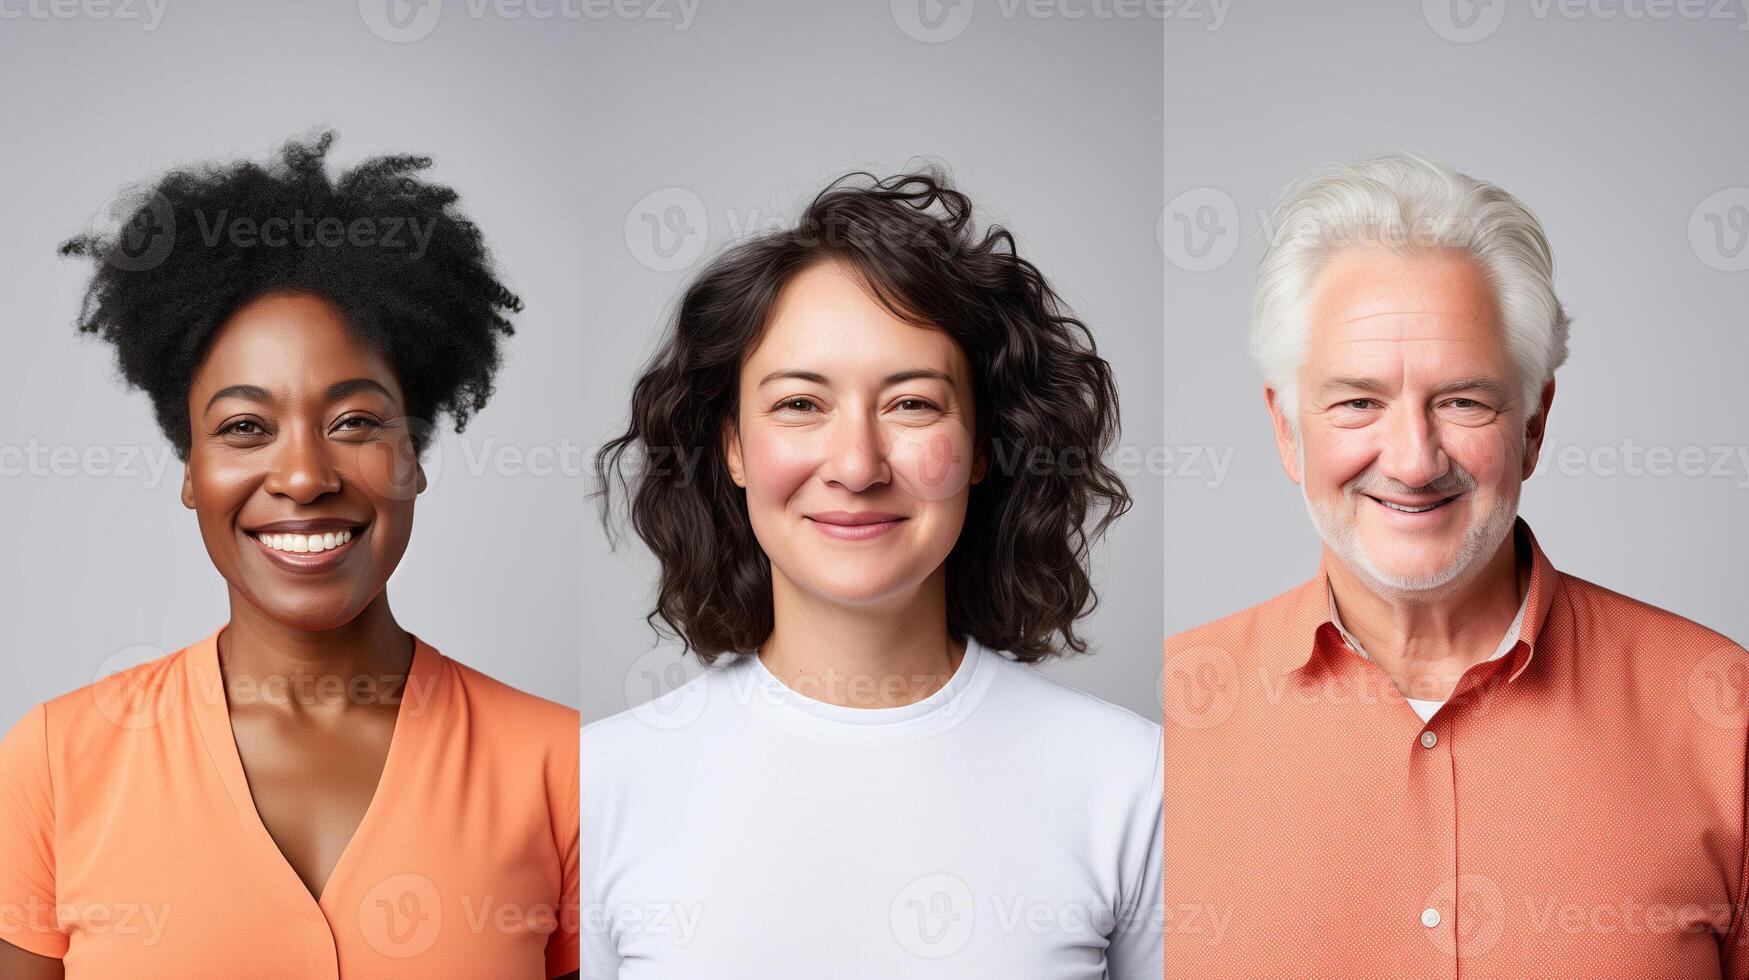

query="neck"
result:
[758,564,964,709]
[1325,528,1526,703]
[217,591,413,718]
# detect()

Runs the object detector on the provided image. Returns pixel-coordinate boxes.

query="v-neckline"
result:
[187,624,442,907]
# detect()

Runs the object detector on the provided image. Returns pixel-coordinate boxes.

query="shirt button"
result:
[1421,907,1441,928]
[1419,729,1438,748]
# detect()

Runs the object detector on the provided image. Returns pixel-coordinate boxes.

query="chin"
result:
[1361,554,1468,593]
[803,570,913,608]
[251,597,367,634]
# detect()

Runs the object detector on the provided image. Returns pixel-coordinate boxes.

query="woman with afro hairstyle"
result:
[584,171,1163,978]
[0,133,579,980]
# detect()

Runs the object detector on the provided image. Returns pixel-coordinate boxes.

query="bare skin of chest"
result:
[228,703,400,900]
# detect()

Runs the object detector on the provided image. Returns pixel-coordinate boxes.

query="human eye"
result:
[332,414,385,436]
[217,417,269,440]
[1436,397,1497,426]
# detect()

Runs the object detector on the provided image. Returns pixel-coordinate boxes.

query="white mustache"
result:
[1345,468,1476,500]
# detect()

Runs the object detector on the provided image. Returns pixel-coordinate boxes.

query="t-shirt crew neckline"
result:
[742,634,996,744]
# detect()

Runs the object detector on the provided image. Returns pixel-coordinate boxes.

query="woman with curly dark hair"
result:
[0,133,579,980]
[585,172,1163,978]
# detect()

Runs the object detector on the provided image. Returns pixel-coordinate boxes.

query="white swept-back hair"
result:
[1251,151,1571,427]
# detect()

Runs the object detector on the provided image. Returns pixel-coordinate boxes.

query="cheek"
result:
[343,438,423,503]
[889,429,975,502]
[739,428,819,505]
[187,457,252,533]
[1304,427,1373,493]
[1444,426,1516,487]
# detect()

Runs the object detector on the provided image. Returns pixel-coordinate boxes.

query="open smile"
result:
[242,522,368,572]
[1364,493,1461,516]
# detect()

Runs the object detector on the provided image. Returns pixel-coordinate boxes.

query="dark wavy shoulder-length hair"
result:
[595,170,1130,665]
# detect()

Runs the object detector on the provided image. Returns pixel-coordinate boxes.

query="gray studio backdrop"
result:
[0,1,586,727]
[581,1,1165,723]
[1165,1,1748,644]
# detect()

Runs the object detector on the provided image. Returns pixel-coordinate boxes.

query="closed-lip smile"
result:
[804,511,906,541]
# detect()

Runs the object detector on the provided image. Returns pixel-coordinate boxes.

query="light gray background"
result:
[1165,0,1748,644]
[581,1,1165,722]
[0,1,587,729]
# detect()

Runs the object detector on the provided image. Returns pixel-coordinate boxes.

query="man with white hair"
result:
[1164,153,1749,976]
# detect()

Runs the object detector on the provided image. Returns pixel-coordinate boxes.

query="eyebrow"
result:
[756,368,956,388]
[1317,375,1510,400]
[204,378,397,412]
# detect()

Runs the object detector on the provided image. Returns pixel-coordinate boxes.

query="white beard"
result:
[1297,437,1519,601]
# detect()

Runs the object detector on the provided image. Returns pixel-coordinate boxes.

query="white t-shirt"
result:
[581,635,1164,980]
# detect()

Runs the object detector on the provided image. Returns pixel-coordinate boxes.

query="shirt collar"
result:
[1273,516,1562,683]
[1326,569,1530,665]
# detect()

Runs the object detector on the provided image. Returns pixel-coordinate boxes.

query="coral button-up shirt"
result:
[1164,518,1749,978]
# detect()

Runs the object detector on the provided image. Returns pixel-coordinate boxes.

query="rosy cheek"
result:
[1307,427,1373,493]
[889,429,975,502]
[740,428,819,505]
[1443,426,1512,484]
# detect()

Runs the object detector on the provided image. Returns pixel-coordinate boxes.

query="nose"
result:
[818,411,890,493]
[1374,404,1450,490]
[261,427,342,504]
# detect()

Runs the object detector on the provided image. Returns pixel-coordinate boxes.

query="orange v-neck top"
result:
[0,626,579,978]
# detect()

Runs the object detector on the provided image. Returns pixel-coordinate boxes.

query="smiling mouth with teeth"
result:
[251,528,359,554]
[1368,495,1458,514]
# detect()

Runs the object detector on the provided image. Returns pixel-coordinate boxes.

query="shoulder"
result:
[988,652,1160,742]
[28,643,194,751]
[580,656,739,756]
[1553,572,1747,697]
[973,653,1162,817]
[977,651,1162,786]
[436,652,581,749]
[0,642,195,812]
[1558,572,1743,653]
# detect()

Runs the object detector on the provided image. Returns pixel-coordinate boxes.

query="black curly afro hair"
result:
[60,130,522,461]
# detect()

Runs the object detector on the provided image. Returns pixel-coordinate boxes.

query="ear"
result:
[415,460,428,496]
[180,461,196,510]
[1520,377,1556,480]
[1265,386,1302,486]
[969,440,988,486]
[721,416,746,488]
